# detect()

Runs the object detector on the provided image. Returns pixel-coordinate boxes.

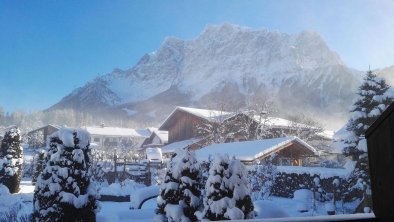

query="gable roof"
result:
[194,136,317,162]
[153,130,169,143]
[159,106,233,130]
[233,113,312,129]
[27,124,60,135]
[84,126,151,138]
[161,138,202,154]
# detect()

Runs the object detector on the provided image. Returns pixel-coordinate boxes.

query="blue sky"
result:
[1,0,394,113]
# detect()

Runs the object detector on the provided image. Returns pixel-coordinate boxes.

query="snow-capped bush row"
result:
[154,150,254,222]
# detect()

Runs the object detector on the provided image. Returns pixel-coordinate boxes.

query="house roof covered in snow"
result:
[159,106,233,130]
[194,136,317,162]
[153,130,168,143]
[247,114,311,129]
[27,124,60,135]
[84,126,151,138]
[161,138,201,154]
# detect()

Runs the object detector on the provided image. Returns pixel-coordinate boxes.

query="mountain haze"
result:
[50,24,363,129]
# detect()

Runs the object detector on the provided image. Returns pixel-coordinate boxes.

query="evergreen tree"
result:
[0,127,23,193]
[33,128,99,222]
[154,153,181,222]
[199,154,232,221]
[343,70,393,211]
[344,70,392,158]
[176,149,201,222]
[32,150,46,185]
[228,158,254,219]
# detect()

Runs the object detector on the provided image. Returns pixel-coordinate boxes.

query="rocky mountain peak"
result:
[49,24,362,129]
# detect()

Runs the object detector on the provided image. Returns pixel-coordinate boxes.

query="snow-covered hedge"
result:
[271,169,345,199]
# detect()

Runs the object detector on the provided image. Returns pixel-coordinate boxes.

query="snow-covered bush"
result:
[198,154,232,221]
[271,172,342,200]
[198,154,254,221]
[32,150,46,185]
[154,149,201,222]
[0,126,23,193]
[176,149,201,222]
[91,162,107,185]
[228,158,254,219]
[250,154,277,200]
[154,153,181,222]
[33,128,99,222]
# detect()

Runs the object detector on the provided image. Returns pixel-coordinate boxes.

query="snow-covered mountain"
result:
[50,24,363,128]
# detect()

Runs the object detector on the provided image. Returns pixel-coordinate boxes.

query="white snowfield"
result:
[129,185,160,209]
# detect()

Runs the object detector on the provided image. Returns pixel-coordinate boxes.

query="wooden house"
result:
[195,136,318,166]
[158,106,232,144]
[140,129,168,148]
[27,124,60,148]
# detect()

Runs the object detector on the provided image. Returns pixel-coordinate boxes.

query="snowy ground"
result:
[4,180,374,222]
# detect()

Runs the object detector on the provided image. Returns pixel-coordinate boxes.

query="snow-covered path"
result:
[97,202,155,222]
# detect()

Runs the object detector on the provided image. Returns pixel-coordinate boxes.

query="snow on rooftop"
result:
[161,138,201,154]
[195,136,317,162]
[177,106,233,121]
[84,126,151,138]
[317,130,335,140]
[253,116,311,129]
[154,130,168,143]
[159,107,233,130]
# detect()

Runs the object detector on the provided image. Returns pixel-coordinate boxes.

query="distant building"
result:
[157,106,332,163]
[140,129,168,148]
[84,125,151,150]
[159,106,232,143]
[27,124,60,148]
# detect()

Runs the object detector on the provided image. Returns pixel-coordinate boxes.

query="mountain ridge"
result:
[49,23,364,129]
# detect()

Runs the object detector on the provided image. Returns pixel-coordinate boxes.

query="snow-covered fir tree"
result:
[154,153,182,222]
[154,149,201,222]
[343,70,393,212]
[227,158,254,219]
[176,149,201,222]
[33,128,99,222]
[0,126,23,193]
[344,70,392,158]
[32,150,46,185]
[198,154,233,221]
[198,154,255,220]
